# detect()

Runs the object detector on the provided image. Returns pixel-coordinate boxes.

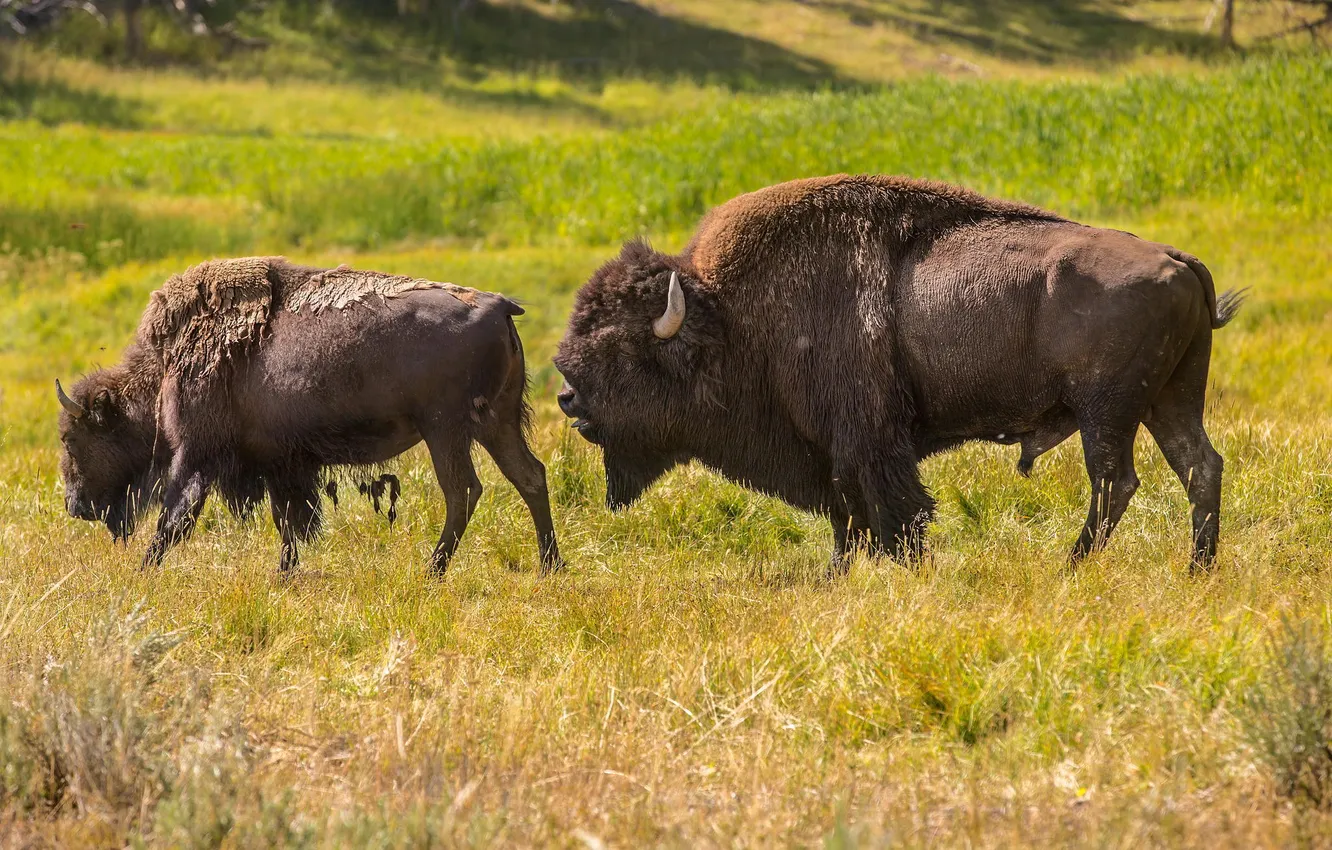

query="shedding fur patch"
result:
[139,257,478,382]
[141,256,275,379]
[286,264,477,314]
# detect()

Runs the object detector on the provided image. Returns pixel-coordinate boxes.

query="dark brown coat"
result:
[554,175,1242,569]
[57,258,561,574]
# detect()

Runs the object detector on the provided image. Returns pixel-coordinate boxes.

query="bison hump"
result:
[140,256,277,380]
[138,258,487,388]
[283,266,479,314]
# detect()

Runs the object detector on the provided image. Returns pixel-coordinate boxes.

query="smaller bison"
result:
[57,257,561,575]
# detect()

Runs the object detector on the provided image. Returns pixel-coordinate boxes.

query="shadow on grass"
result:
[806,0,1219,65]
[320,0,854,93]
[434,79,617,126]
[0,71,145,128]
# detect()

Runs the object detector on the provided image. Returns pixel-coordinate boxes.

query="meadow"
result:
[3,2,1332,846]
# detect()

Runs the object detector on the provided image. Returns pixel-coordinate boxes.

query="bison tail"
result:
[1213,287,1248,329]
[1167,249,1245,330]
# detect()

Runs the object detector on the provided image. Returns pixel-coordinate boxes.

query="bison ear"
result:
[90,388,115,424]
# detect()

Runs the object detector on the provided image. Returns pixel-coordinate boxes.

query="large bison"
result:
[554,175,1243,570]
[57,257,561,574]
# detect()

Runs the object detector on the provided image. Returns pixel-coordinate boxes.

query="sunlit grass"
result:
[3,14,1332,843]
[3,49,737,140]
[2,195,1331,844]
[3,55,1327,270]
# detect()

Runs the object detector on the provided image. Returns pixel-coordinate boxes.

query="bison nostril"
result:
[557,385,579,417]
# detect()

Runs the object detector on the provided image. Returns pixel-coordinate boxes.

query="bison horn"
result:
[653,271,686,340]
[56,379,86,419]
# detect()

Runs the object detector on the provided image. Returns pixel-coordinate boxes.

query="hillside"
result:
[3,0,1325,139]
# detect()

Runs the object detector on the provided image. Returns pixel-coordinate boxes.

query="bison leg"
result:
[382,474,400,526]
[828,509,876,577]
[143,462,212,567]
[1070,423,1141,562]
[1144,333,1223,570]
[829,509,855,577]
[478,425,563,574]
[267,470,322,573]
[423,437,482,576]
[846,452,934,565]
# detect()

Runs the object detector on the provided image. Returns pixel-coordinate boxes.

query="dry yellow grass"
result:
[3,198,1331,846]
[3,4,1331,844]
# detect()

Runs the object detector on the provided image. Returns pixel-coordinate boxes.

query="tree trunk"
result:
[452,0,475,34]
[1219,0,1235,48]
[124,0,143,60]
[427,0,444,58]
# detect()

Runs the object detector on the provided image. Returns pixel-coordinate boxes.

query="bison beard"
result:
[602,445,681,511]
[57,257,562,575]
[554,175,1244,572]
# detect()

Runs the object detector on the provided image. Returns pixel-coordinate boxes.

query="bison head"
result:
[56,375,157,541]
[554,240,725,510]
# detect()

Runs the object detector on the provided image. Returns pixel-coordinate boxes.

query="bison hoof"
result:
[540,558,567,576]
[278,544,299,573]
[142,539,168,568]
[825,554,852,580]
[1188,553,1218,575]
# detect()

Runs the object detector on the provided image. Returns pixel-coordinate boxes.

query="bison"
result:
[56,257,561,575]
[554,175,1243,571]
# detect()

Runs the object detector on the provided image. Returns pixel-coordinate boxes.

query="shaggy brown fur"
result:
[58,258,559,576]
[285,264,478,313]
[141,256,274,380]
[556,174,1243,571]
[687,174,1065,283]
[141,257,479,382]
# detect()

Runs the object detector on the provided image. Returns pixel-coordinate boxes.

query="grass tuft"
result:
[0,603,185,823]
[1244,615,1332,810]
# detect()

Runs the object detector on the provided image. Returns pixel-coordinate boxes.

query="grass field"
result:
[4,2,1332,846]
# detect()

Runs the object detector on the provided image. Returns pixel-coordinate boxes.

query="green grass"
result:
[3,6,1332,845]
[3,199,1332,845]
[3,54,1328,271]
